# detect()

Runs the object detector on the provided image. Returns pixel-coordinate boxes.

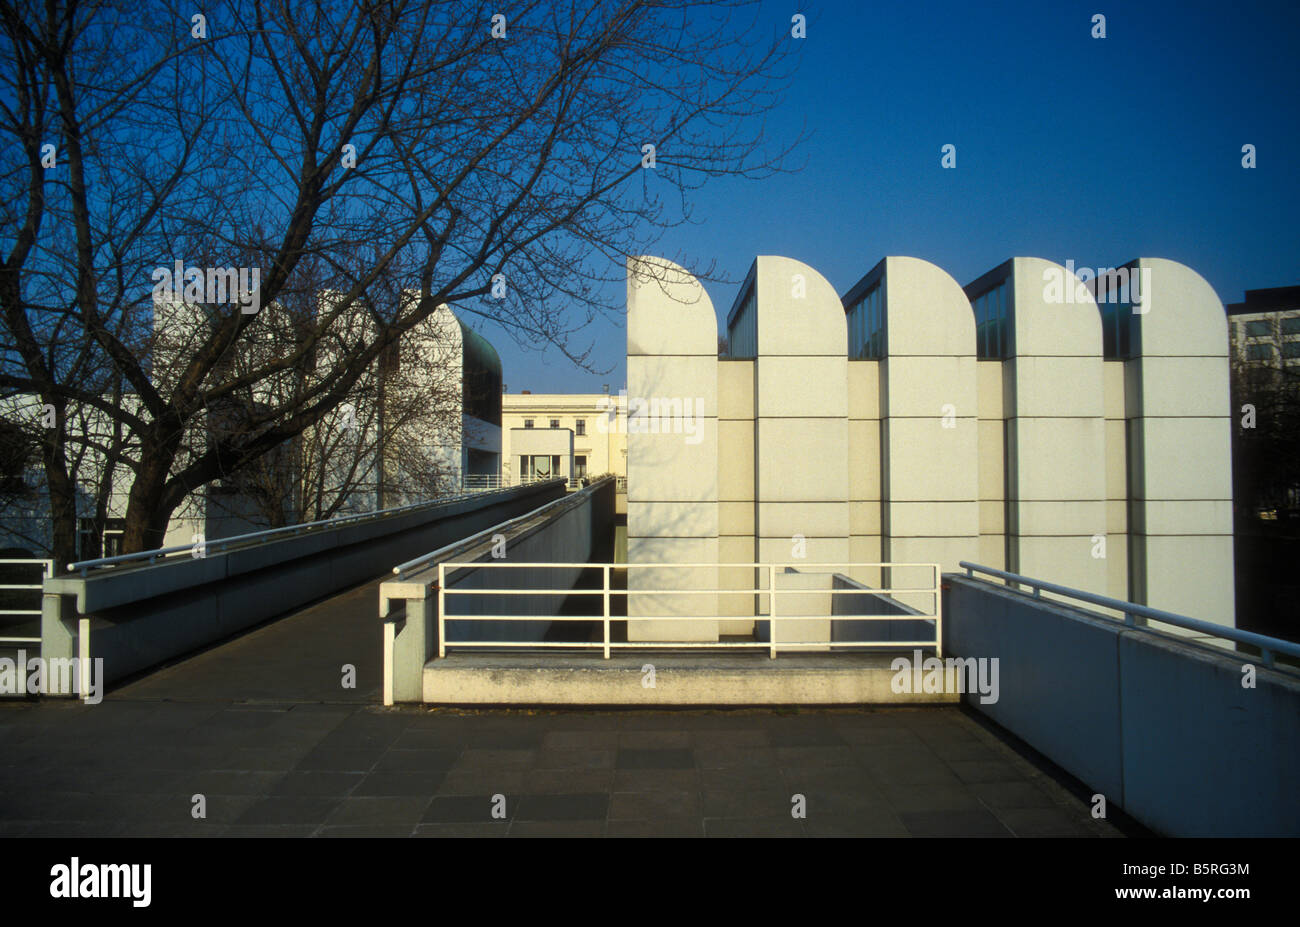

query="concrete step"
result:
[422,651,958,706]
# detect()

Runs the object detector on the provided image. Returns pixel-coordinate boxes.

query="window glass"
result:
[1246,320,1271,337]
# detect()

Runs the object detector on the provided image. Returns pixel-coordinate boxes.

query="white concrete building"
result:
[624,254,1236,642]
[1,298,501,562]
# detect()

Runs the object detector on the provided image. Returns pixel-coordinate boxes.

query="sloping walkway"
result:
[113,573,388,704]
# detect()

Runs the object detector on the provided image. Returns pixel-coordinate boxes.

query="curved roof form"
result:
[457,318,502,378]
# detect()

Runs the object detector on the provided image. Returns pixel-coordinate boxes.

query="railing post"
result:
[602,564,611,660]
[437,563,446,659]
[934,564,943,659]
[768,564,777,659]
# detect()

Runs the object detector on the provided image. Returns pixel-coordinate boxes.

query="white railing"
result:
[64,484,548,576]
[0,559,52,644]
[434,561,941,659]
[463,475,609,493]
[959,561,1300,670]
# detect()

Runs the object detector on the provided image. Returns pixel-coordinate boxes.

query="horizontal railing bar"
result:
[0,637,41,643]
[392,481,604,577]
[0,610,42,616]
[958,561,1300,662]
[66,489,542,574]
[446,641,774,648]
[441,587,936,596]
[0,584,44,590]
[437,561,939,570]
[443,640,941,649]
[441,614,934,622]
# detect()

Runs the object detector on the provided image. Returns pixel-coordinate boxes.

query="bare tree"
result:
[0,0,800,568]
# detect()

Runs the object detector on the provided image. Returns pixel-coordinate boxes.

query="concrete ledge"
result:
[422,652,959,706]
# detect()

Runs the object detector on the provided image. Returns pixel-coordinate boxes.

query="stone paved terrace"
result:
[0,699,1129,837]
[0,574,1129,837]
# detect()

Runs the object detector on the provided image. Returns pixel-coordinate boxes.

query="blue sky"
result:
[484,0,1300,394]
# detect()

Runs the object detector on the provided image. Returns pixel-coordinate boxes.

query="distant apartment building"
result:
[501,391,628,485]
[1226,285,1300,369]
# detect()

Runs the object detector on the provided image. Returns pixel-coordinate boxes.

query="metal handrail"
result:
[430,560,942,660]
[0,558,52,644]
[957,561,1300,668]
[64,485,534,576]
[390,478,608,578]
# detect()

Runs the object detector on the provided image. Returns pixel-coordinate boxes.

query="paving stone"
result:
[804,809,911,837]
[616,747,694,769]
[451,749,536,771]
[372,748,460,773]
[693,746,775,769]
[880,783,986,814]
[969,780,1061,811]
[610,790,699,820]
[900,809,1013,837]
[324,796,433,826]
[413,822,509,837]
[352,770,446,797]
[997,807,1097,837]
[518,769,613,794]
[514,792,609,821]
[508,820,605,837]
[221,825,318,837]
[437,770,524,795]
[689,729,769,747]
[271,771,365,797]
[233,796,343,827]
[773,746,857,767]
[947,759,1023,784]
[293,748,383,773]
[611,769,700,791]
[703,817,804,837]
[316,824,416,837]
[608,818,704,837]
[766,725,845,747]
[534,748,614,770]
[176,770,286,796]
[619,730,692,749]
[468,730,545,749]
[423,794,511,823]
[701,789,789,819]
[540,730,620,750]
